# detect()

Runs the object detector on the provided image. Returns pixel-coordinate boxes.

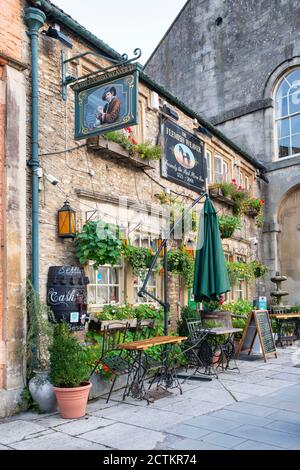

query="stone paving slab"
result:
[163,436,228,450]
[161,423,210,439]
[200,431,246,449]
[82,423,165,450]
[233,440,286,450]
[265,420,300,436]
[209,409,275,427]
[0,420,47,445]
[0,444,11,450]
[224,402,277,417]
[227,424,300,450]
[183,415,243,433]
[267,409,300,425]
[11,432,109,450]
[55,416,115,436]
[158,399,225,416]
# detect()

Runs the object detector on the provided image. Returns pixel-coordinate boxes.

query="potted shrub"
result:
[218,215,241,239]
[49,323,92,419]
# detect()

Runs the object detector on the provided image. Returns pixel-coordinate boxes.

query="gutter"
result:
[25,7,46,293]
[30,0,122,60]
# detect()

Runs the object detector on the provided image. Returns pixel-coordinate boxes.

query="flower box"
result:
[89,318,138,331]
[87,136,156,170]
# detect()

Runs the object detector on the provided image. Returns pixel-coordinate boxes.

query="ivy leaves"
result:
[75,221,122,269]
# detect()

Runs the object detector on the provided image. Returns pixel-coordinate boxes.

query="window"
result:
[275,69,300,159]
[87,265,121,306]
[245,175,250,192]
[239,171,244,189]
[214,155,228,183]
[234,255,247,300]
[205,150,212,184]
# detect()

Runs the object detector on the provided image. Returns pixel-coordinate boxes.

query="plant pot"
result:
[246,207,259,216]
[53,381,92,419]
[29,370,57,413]
[211,350,222,366]
[220,228,235,239]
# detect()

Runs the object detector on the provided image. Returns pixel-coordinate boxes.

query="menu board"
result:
[237,310,277,362]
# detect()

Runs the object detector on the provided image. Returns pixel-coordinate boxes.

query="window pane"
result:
[109,286,119,303]
[141,237,149,248]
[110,267,119,285]
[277,118,289,138]
[286,70,300,87]
[292,133,300,155]
[278,137,290,158]
[88,267,96,284]
[291,114,300,135]
[88,286,96,304]
[289,92,300,115]
[97,267,108,285]
[276,97,288,118]
[215,157,222,172]
[97,287,109,304]
[277,79,290,100]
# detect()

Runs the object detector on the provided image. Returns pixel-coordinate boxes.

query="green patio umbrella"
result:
[193,197,230,302]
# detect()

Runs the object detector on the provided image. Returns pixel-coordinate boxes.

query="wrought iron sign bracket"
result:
[61,48,142,100]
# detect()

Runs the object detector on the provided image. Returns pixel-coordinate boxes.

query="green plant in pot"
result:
[75,221,122,269]
[218,215,241,239]
[49,323,92,419]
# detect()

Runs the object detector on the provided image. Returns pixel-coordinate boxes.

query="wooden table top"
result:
[118,335,188,351]
[270,313,300,319]
[200,327,243,335]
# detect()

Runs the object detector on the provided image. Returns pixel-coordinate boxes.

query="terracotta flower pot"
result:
[211,350,222,366]
[53,381,92,419]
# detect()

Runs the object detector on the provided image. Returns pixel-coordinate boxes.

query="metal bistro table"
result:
[269,312,300,347]
[118,335,187,403]
[198,327,243,374]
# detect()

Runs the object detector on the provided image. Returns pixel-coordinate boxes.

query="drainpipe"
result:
[25,7,46,293]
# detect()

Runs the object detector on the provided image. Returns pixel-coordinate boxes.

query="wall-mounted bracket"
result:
[61,48,142,100]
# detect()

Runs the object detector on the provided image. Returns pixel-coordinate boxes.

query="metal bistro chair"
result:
[184,319,217,378]
[89,320,131,403]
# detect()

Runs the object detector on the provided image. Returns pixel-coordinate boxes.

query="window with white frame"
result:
[214,155,228,183]
[205,149,212,184]
[87,264,121,306]
[131,232,158,304]
[239,171,244,189]
[275,69,300,159]
[234,255,247,300]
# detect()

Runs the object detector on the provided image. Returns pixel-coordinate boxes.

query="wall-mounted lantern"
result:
[58,201,76,238]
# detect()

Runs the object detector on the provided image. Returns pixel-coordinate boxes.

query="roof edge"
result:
[139,70,266,172]
[29,0,122,60]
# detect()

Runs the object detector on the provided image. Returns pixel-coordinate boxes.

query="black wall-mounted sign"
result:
[47,266,89,331]
[161,120,205,193]
[73,64,139,140]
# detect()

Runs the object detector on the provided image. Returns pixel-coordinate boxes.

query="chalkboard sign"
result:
[237,310,277,362]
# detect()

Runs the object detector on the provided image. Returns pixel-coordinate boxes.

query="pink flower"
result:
[231,179,237,184]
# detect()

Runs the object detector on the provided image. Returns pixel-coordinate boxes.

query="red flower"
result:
[238,185,243,190]
[219,295,224,305]
[129,136,138,145]
[125,127,133,133]
[260,199,265,205]
[231,179,237,184]
[102,364,110,373]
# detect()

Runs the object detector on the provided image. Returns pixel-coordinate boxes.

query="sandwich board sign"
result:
[236,310,277,362]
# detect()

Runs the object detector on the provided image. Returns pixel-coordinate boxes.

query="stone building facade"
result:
[146,0,300,304]
[0,0,27,417]
[0,0,263,416]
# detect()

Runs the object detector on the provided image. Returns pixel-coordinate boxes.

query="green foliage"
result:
[203,298,224,312]
[218,215,241,238]
[103,131,162,160]
[245,198,264,227]
[167,248,194,287]
[231,317,247,338]
[177,305,200,336]
[25,280,54,380]
[49,323,91,388]
[75,221,122,268]
[222,299,253,315]
[122,244,154,276]
[100,304,135,320]
[226,261,268,285]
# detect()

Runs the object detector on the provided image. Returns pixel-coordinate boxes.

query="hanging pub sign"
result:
[73,64,139,140]
[161,120,206,193]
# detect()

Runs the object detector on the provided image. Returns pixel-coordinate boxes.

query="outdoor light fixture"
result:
[42,26,73,49]
[162,104,179,121]
[58,201,76,238]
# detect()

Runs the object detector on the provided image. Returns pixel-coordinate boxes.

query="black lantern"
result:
[58,201,76,238]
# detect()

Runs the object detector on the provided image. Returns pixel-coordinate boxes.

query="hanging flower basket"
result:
[219,227,235,239]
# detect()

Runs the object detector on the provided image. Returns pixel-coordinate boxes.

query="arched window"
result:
[275,69,300,159]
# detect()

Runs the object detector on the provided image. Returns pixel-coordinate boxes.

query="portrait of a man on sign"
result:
[74,70,138,140]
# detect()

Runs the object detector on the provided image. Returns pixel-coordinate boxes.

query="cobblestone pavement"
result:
[1,344,300,450]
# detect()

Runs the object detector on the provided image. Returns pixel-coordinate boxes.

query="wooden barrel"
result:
[47,266,89,331]
[201,310,232,328]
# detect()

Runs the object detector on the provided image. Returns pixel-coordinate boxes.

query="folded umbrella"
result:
[193,197,230,302]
